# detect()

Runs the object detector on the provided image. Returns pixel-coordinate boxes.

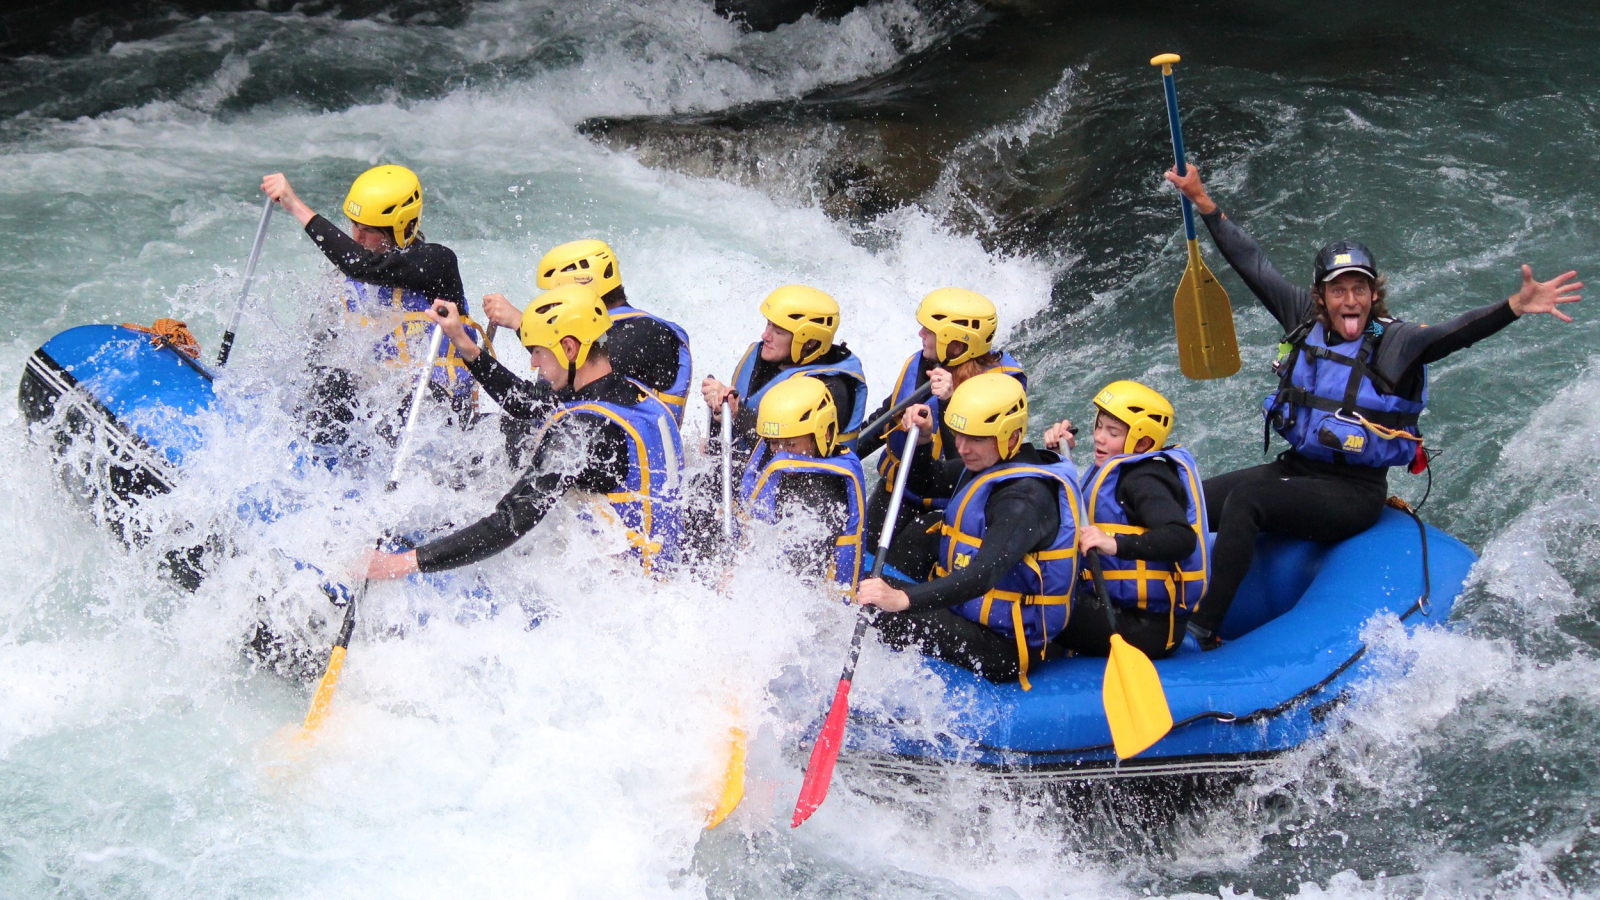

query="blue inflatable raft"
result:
[842,508,1476,782]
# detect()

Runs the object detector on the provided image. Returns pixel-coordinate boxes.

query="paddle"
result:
[216,197,275,369]
[791,421,920,827]
[720,399,735,538]
[299,325,446,738]
[1151,53,1240,381]
[857,382,934,457]
[1090,549,1173,759]
[704,399,745,830]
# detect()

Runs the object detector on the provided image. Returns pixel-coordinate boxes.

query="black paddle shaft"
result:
[857,383,934,456]
[1088,549,1121,635]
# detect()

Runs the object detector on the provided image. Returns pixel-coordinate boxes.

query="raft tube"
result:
[843,508,1476,782]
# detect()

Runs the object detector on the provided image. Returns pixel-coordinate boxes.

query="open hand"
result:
[856,577,909,612]
[1509,265,1582,322]
[928,367,954,401]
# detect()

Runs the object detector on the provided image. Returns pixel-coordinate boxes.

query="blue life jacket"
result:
[936,454,1081,690]
[1081,447,1209,633]
[737,444,866,599]
[873,351,1026,511]
[537,380,684,572]
[731,344,869,452]
[341,278,487,407]
[1263,319,1425,468]
[609,304,693,425]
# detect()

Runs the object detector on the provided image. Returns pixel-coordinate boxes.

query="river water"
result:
[2,1,1598,897]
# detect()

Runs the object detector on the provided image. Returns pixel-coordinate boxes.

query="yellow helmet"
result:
[1093,380,1174,454]
[916,288,998,366]
[944,371,1029,460]
[517,283,612,370]
[536,239,622,299]
[343,165,423,248]
[757,376,840,457]
[760,285,839,365]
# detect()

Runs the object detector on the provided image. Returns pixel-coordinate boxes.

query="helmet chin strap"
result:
[557,359,579,399]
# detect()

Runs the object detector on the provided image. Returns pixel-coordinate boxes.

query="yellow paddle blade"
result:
[705,725,747,829]
[298,645,347,739]
[1102,634,1173,760]
[1173,239,1241,380]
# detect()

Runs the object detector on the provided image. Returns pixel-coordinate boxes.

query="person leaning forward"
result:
[1042,380,1207,660]
[855,372,1089,691]
[1165,163,1582,649]
[481,239,694,467]
[358,284,685,582]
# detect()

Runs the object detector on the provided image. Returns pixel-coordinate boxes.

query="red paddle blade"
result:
[791,679,854,827]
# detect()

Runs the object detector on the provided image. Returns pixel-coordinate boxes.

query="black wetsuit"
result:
[678,443,850,573]
[415,367,638,572]
[1191,207,1525,636]
[302,215,471,442]
[500,293,685,467]
[1084,456,1197,659]
[873,442,1097,683]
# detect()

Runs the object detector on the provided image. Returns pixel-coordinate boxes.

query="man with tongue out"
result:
[1164,165,1582,650]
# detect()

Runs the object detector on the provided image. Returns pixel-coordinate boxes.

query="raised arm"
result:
[1164,165,1315,330]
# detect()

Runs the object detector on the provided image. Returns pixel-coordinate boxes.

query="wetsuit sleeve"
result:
[464,351,555,420]
[818,373,854,431]
[1375,300,1520,382]
[1111,460,1197,563]
[304,215,467,307]
[900,476,1060,611]
[414,414,628,571]
[854,393,898,459]
[1199,208,1316,330]
[900,441,964,501]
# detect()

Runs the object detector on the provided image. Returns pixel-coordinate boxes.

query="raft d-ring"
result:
[1417,596,1432,617]
[1212,712,1238,724]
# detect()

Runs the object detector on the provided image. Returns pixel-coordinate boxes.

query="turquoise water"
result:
[2,1,1599,897]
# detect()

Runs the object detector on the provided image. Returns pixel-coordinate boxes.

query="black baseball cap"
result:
[1312,241,1378,284]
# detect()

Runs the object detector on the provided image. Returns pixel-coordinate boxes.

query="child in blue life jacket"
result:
[1043,380,1206,659]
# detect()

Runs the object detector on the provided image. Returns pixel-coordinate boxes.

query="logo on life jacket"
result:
[1342,433,1366,451]
[955,552,971,569]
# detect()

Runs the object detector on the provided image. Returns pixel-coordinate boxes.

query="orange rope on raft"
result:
[121,318,201,359]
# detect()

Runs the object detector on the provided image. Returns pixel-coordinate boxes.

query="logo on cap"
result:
[1334,253,1352,265]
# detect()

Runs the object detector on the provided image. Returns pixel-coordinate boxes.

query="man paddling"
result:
[855,373,1086,690]
[262,167,486,439]
[1164,164,1582,649]
[480,240,694,465]
[358,284,684,580]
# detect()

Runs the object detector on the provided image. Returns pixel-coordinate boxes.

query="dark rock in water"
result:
[712,0,872,32]
[581,113,949,223]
